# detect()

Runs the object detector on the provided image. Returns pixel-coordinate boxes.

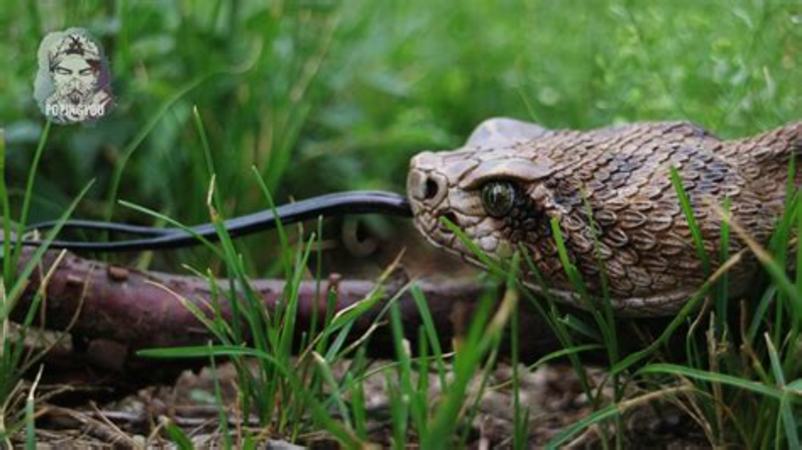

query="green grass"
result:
[136,179,519,447]
[2,0,800,269]
[2,0,802,447]
[0,123,93,445]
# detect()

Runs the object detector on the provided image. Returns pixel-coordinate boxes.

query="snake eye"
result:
[481,181,516,218]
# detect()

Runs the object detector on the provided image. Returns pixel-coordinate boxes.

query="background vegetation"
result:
[1,0,802,447]
[2,0,800,264]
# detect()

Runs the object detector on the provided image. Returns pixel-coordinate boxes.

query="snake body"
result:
[407,118,802,316]
[20,118,802,317]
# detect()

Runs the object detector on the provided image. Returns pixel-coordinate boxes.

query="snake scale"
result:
[20,118,802,317]
[408,118,801,316]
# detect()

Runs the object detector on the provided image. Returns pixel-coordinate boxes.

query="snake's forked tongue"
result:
[17,191,413,252]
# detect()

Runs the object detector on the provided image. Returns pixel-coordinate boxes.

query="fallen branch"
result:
[9,248,675,386]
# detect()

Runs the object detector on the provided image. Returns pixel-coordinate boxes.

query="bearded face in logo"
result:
[34,28,113,124]
[52,49,99,104]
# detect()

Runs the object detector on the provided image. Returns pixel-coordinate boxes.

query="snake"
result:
[18,118,802,317]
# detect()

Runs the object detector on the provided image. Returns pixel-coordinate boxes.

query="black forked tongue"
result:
[14,191,412,252]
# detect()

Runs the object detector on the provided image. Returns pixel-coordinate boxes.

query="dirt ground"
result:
[18,359,710,449]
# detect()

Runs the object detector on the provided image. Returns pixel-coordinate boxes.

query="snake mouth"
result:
[409,207,451,250]
[437,212,458,234]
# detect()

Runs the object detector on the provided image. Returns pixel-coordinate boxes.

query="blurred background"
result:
[1,0,800,275]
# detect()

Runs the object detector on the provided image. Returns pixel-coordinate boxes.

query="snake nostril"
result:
[424,178,439,200]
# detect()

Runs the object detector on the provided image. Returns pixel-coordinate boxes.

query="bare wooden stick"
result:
[10,250,563,357]
[10,248,675,386]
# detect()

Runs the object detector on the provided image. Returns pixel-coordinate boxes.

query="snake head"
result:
[407,118,557,262]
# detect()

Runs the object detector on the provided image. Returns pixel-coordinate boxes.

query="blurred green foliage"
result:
[1,3,801,446]
[0,0,800,263]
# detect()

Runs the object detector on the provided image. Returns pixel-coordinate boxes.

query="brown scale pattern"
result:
[523,123,762,302]
[408,119,802,316]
